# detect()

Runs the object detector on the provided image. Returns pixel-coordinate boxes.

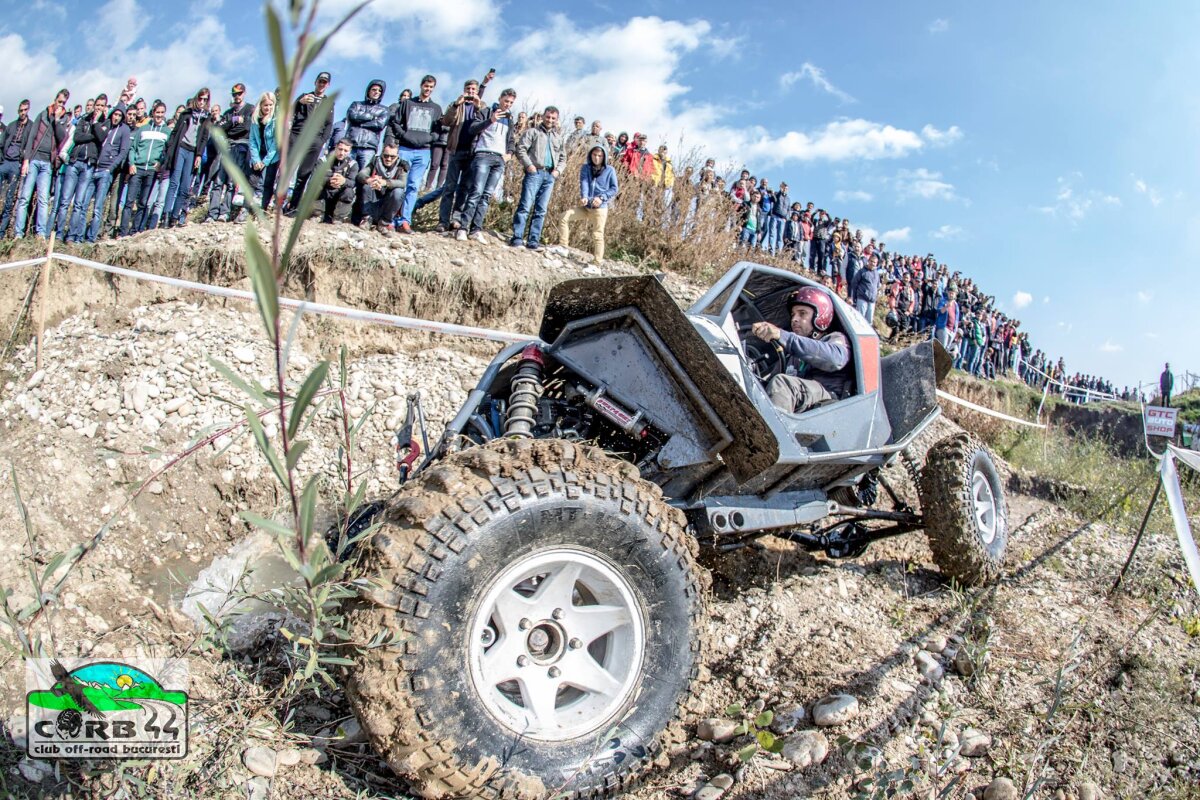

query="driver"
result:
[750,287,852,413]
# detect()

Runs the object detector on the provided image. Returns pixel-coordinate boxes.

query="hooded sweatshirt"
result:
[70,102,127,166]
[578,147,618,208]
[95,109,132,172]
[344,79,389,152]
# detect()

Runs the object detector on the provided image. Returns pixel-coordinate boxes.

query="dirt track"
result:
[0,229,1196,799]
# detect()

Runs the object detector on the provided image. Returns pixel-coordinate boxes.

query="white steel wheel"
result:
[972,469,998,544]
[468,547,646,742]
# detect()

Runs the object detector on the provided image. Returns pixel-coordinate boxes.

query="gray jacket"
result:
[516,124,566,172]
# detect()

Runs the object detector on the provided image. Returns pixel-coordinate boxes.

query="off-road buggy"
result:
[344,261,1009,798]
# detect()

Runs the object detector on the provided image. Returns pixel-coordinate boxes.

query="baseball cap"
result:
[231,82,246,94]
[316,71,332,82]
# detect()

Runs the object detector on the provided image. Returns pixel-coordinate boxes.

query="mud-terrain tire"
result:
[345,439,708,799]
[918,434,1008,585]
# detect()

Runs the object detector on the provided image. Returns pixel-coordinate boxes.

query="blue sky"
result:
[3,0,1197,390]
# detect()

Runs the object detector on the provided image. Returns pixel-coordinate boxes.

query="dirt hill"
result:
[0,227,1196,800]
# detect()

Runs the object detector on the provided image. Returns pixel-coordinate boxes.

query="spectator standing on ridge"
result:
[353,141,406,233]
[0,99,31,236]
[163,88,210,227]
[318,138,358,223]
[249,91,279,210]
[344,79,389,170]
[566,116,587,153]
[850,254,880,328]
[286,71,335,213]
[511,105,564,250]
[765,181,789,256]
[14,90,70,239]
[387,74,442,233]
[559,145,618,262]
[933,287,959,349]
[119,101,169,236]
[421,77,488,232]
[651,144,674,208]
[56,91,122,240]
[72,104,131,243]
[1161,363,1174,407]
[453,87,515,243]
[206,83,253,223]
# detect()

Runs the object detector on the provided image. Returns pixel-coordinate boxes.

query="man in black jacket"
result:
[0,99,30,237]
[287,71,335,213]
[14,90,69,239]
[164,88,211,227]
[386,74,441,232]
[70,104,131,243]
[319,138,358,223]
[354,141,407,234]
[344,79,388,170]
[55,93,124,239]
[205,82,253,222]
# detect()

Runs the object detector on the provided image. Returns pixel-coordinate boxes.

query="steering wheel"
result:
[734,296,786,382]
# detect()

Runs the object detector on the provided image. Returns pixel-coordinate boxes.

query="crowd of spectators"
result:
[0,71,1140,402]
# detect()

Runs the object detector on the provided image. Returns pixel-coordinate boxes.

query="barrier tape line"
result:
[2,253,1047,426]
[936,388,1047,429]
[1021,359,1120,402]
[1161,447,1200,600]
[3,252,532,345]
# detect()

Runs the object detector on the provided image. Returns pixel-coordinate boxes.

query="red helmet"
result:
[788,287,835,332]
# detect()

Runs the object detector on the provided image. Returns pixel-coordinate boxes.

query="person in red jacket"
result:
[619,132,653,179]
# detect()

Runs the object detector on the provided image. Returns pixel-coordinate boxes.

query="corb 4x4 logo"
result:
[26,658,188,759]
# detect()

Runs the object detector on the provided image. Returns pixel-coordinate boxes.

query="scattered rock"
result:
[694,786,724,800]
[780,730,829,769]
[1111,750,1128,774]
[8,714,28,749]
[697,718,739,743]
[983,777,1018,800]
[915,650,944,683]
[275,748,303,768]
[811,694,859,727]
[242,745,278,777]
[232,346,256,364]
[27,370,45,388]
[709,773,734,790]
[246,776,270,800]
[954,648,977,677]
[769,704,807,735]
[959,727,992,757]
[924,634,948,653]
[1077,782,1102,800]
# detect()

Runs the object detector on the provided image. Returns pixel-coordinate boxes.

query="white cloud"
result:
[1099,340,1124,354]
[1036,173,1121,222]
[1132,175,1163,207]
[930,224,965,240]
[1137,290,1153,303]
[322,0,500,60]
[1042,296,1051,304]
[834,189,874,202]
[929,18,950,34]
[1013,291,1033,309]
[881,227,911,242]
[493,16,949,170]
[0,4,251,120]
[921,124,962,146]
[895,168,960,201]
[779,63,855,104]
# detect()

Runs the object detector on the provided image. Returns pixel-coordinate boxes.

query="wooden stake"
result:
[35,231,55,371]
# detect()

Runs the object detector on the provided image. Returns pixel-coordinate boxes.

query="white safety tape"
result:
[936,388,1047,429]
[0,252,532,345]
[1022,360,1120,402]
[1162,446,1200,600]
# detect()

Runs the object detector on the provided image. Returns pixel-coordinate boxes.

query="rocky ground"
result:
[0,226,1196,799]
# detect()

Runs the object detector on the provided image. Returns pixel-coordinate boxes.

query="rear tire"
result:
[919,434,1008,585]
[345,439,708,799]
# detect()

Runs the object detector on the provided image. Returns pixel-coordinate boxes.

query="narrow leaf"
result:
[285,440,310,472]
[245,406,288,486]
[736,743,758,763]
[244,223,279,338]
[208,356,271,407]
[288,361,329,439]
[240,511,294,539]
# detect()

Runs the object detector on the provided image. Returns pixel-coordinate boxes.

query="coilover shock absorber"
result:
[504,345,544,438]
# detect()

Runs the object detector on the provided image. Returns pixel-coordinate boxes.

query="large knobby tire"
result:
[918,434,1008,585]
[345,439,708,799]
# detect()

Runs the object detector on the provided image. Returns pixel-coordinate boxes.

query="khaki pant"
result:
[559,205,608,261]
[767,374,835,414]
